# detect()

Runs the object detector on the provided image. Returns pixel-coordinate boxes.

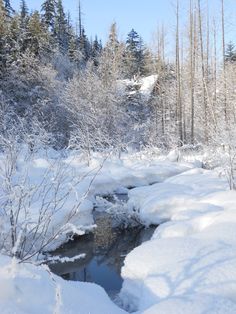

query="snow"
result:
[0,148,193,256]
[126,168,228,225]
[1,148,236,313]
[0,255,126,314]
[139,75,158,100]
[118,75,158,101]
[141,294,236,314]
[120,164,236,313]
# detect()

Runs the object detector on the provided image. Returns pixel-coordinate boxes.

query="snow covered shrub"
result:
[0,116,96,262]
[63,64,127,161]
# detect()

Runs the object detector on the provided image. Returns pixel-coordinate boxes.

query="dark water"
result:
[50,212,156,299]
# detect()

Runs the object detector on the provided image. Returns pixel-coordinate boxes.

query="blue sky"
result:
[11,0,236,45]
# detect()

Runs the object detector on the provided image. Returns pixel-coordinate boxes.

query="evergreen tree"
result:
[4,0,14,17]
[18,0,31,53]
[225,41,236,62]
[125,28,147,77]
[28,11,47,56]
[99,22,125,83]
[91,35,102,66]
[78,27,90,62]
[20,0,28,27]
[7,14,21,61]
[54,0,68,53]
[108,22,119,51]
[0,0,6,35]
[41,0,56,30]
[68,33,79,63]
[67,15,80,64]
[0,0,7,75]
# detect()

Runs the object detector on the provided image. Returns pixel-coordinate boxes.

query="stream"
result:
[50,195,156,300]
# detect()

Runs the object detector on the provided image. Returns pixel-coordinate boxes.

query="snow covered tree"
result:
[99,22,125,83]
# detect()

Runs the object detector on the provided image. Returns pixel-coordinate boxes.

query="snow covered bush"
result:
[0,115,97,262]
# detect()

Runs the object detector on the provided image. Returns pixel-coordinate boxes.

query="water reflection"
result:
[50,212,156,298]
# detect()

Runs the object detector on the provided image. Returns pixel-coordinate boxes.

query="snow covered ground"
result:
[1,148,236,313]
[0,255,126,314]
[120,166,236,314]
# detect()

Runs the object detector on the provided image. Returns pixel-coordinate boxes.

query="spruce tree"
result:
[125,28,146,77]
[20,0,28,22]
[225,41,236,62]
[54,0,68,53]
[78,27,90,62]
[18,0,30,53]
[28,11,47,56]
[91,35,102,66]
[41,0,56,30]
[0,0,6,34]
[4,0,14,17]
[7,14,21,61]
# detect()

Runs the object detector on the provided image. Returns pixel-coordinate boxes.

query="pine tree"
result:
[41,0,56,30]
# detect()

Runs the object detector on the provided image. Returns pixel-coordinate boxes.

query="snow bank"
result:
[127,168,227,225]
[65,152,193,196]
[120,166,236,313]
[0,254,126,314]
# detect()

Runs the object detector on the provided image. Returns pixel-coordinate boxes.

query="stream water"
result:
[50,209,156,300]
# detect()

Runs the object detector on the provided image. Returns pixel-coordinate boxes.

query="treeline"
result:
[0,0,153,77]
[0,0,236,163]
